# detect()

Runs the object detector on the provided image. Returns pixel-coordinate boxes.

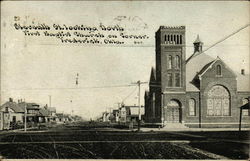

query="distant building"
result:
[125,106,145,123]
[145,26,250,128]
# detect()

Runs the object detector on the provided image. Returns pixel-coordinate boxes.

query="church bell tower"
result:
[155,26,186,93]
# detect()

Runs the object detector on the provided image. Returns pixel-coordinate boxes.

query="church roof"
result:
[186,53,250,92]
[186,52,214,91]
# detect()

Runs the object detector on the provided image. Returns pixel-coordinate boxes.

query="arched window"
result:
[189,99,196,116]
[175,73,180,87]
[242,98,249,116]
[207,85,230,116]
[164,35,167,43]
[216,65,222,76]
[175,55,180,69]
[180,35,182,44]
[170,35,173,43]
[174,35,176,44]
[168,55,172,69]
[176,35,179,44]
[167,73,173,87]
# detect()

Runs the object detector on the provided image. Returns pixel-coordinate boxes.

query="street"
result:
[0,123,249,159]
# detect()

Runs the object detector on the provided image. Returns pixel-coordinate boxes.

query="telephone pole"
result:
[132,80,147,131]
[24,102,27,132]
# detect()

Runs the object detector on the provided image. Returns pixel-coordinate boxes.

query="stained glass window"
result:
[207,85,230,116]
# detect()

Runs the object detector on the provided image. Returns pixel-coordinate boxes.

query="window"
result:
[164,35,167,43]
[152,93,155,118]
[207,85,230,116]
[189,99,196,116]
[175,55,180,69]
[216,65,222,76]
[175,73,181,87]
[167,73,173,87]
[242,98,249,116]
[168,55,172,69]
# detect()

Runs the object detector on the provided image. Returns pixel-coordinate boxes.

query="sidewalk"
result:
[140,127,250,132]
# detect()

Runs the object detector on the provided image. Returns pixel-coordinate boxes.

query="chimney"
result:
[9,98,13,102]
[241,69,245,75]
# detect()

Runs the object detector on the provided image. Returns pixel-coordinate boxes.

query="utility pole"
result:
[49,95,51,108]
[132,80,147,131]
[24,102,27,132]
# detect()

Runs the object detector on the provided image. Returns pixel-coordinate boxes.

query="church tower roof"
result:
[193,35,202,44]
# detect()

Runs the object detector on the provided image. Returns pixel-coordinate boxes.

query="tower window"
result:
[174,35,176,44]
[175,55,180,69]
[177,35,179,44]
[168,55,172,69]
[164,35,167,43]
[180,35,182,44]
[170,35,173,43]
[167,73,173,87]
[175,73,180,87]
[216,65,222,76]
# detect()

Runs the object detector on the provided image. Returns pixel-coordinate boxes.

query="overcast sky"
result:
[1,1,249,120]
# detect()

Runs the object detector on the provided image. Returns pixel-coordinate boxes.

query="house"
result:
[111,109,119,122]
[0,98,25,126]
[118,106,127,123]
[102,112,111,122]
[145,26,250,128]
[125,106,145,123]
[18,101,40,124]
[38,107,51,123]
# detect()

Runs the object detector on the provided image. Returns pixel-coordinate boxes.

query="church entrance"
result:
[164,100,181,123]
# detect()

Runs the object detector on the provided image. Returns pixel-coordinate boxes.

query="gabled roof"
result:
[18,102,40,110]
[0,102,25,113]
[48,107,56,112]
[186,52,214,91]
[186,53,249,92]
[39,108,50,116]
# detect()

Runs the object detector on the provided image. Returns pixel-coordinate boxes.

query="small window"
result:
[168,55,172,69]
[175,55,180,69]
[189,99,196,116]
[175,73,181,87]
[216,65,222,75]
[167,73,173,87]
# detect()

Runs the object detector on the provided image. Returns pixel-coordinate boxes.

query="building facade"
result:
[144,26,250,128]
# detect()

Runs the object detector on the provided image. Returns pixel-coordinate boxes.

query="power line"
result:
[122,86,138,103]
[191,24,250,60]
[6,84,136,91]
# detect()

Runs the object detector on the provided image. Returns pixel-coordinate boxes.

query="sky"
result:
[1,1,249,120]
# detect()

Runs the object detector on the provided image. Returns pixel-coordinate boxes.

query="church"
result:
[144,26,250,128]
